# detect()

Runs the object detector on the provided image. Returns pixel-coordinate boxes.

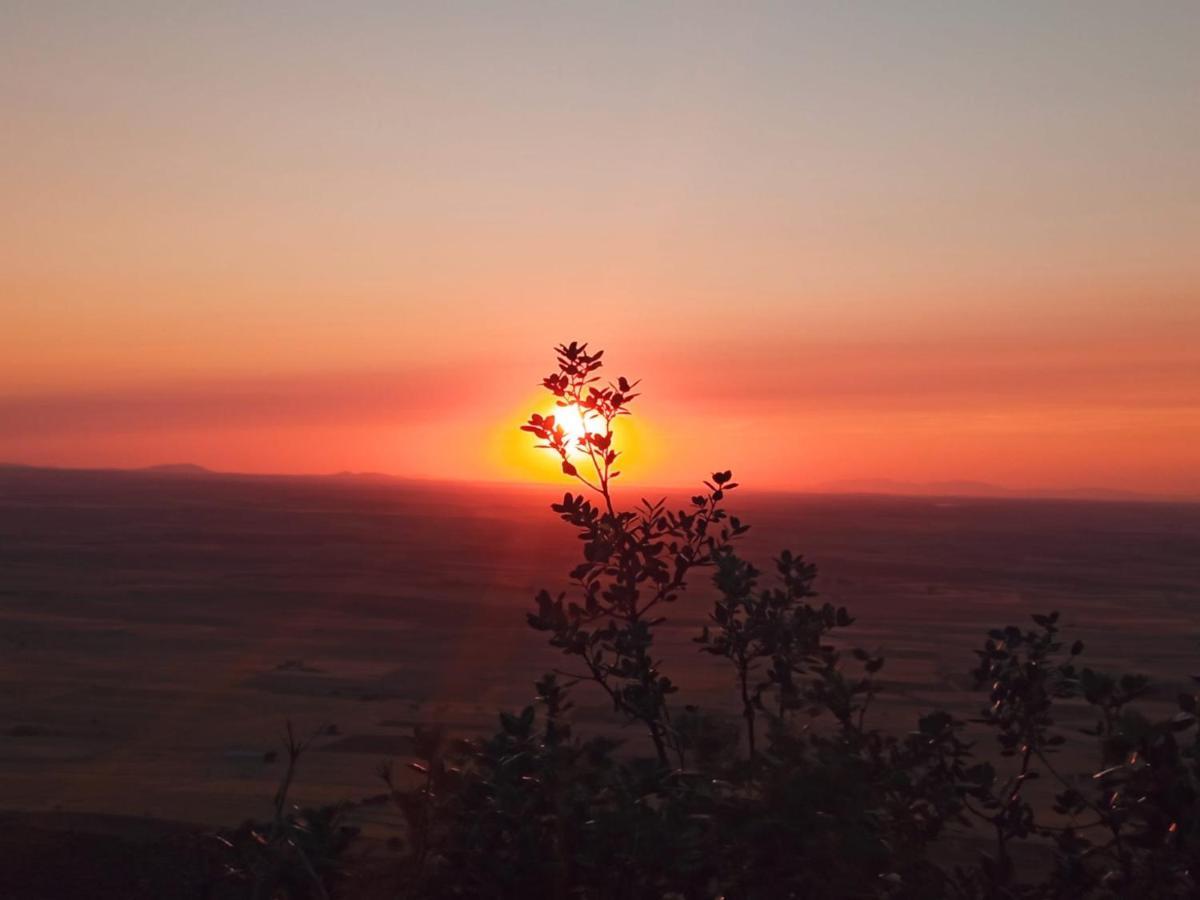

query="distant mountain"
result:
[138,463,213,475]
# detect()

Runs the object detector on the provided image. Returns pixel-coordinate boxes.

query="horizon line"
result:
[2,460,1197,506]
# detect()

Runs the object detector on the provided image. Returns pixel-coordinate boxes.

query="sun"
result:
[551,403,601,455]
[490,391,656,485]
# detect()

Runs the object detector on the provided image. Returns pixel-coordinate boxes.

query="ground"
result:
[1,467,1198,892]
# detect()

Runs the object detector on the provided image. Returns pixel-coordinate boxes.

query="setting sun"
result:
[544,403,599,456]
[491,381,657,488]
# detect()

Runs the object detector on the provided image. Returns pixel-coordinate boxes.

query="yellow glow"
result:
[490,392,657,486]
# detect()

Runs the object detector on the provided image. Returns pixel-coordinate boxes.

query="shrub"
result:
[217,722,358,900]
[372,342,1200,898]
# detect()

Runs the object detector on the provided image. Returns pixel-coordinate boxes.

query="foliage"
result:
[216,722,359,900]
[271,342,1200,898]
[360,342,1200,898]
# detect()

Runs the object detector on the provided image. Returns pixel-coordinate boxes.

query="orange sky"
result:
[3,4,1199,497]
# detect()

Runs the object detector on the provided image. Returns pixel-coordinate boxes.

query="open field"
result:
[2,466,1199,833]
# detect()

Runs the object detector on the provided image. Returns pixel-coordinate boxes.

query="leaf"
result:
[562,460,577,477]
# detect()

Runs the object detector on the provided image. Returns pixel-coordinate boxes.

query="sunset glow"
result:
[493,391,653,487]
[2,4,1198,497]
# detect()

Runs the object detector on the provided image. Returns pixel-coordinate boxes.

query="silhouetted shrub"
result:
[217,722,358,900]
[362,342,1200,898]
[358,343,1200,897]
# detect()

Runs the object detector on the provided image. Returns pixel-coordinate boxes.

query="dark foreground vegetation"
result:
[5,344,1199,899]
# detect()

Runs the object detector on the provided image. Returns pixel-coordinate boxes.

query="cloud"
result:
[0,365,509,437]
[5,335,1197,442]
[648,336,1200,415]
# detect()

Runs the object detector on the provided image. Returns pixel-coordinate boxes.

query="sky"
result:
[3,2,1198,496]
